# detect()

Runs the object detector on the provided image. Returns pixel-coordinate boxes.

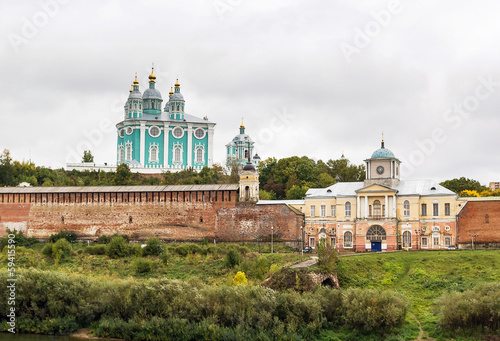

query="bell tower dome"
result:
[364,135,401,187]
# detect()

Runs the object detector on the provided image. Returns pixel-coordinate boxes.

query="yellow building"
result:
[301,140,458,252]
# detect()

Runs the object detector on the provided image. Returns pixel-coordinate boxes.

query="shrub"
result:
[0,229,38,251]
[437,282,500,331]
[341,288,407,331]
[53,239,72,259]
[160,249,170,265]
[107,236,130,258]
[233,271,248,286]
[317,242,338,273]
[42,243,54,257]
[134,258,154,275]
[48,230,77,243]
[85,245,107,255]
[142,237,163,256]
[252,256,270,280]
[225,248,241,267]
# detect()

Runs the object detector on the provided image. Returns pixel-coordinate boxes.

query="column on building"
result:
[187,123,193,168]
[364,196,368,218]
[163,123,170,168]
[392,195,396,217]
[384,195,388,218]
[357,196,361,218]
[208,127,214,166]
[140,122,146,166]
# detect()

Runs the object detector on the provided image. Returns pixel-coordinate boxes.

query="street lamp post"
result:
[300,226,303,256]
[471,234,478,250]
[271,226,274,254]
[414,229,420,251]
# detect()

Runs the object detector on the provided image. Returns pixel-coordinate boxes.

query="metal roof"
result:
[257,200,305,205]
[306,180,456,198]
[0,184,238,194]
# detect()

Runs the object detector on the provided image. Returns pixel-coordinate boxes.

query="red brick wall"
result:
[457,200,500,246]
[0,192,304,242]
[216,203,304,242]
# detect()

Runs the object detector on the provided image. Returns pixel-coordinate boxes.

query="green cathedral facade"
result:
[116,69,215,171]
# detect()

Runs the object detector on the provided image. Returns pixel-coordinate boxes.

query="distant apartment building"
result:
[489,182,500,192]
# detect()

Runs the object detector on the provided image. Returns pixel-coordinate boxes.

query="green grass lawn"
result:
[334,250,500,340]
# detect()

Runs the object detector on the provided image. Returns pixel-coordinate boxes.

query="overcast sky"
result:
[1,0,499,186]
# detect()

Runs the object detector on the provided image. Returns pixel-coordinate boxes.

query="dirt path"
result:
[289,256,318,268]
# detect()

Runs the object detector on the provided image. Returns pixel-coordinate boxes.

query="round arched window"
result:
[173,127,184,138]
[149,126,160,138]
[194,128,206,139]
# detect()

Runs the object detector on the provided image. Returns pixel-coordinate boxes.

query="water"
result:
[0,334,84,341]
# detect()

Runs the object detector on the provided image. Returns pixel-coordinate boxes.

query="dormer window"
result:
[431,187,436,191]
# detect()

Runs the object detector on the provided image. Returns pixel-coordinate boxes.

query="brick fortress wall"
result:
[0,186,304,242]
[457,200,500,249]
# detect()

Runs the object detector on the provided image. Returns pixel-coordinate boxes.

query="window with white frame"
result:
[149,126,161,138]
[149,143,159,163]
[345,201,351,216]
[444,237,451,247]
[173,127,184,138]
[373,200,381,217]
[310,205,316,217]
[172,143,183,163]
[125,142,133,161]
[403,200,410,217]
[402,231,412,247]
[421,203,427,216]
[194,128,206,139]
[344,231,353,248]
[331,205,336,217]
[309,237,316,248]
[320,205,326,217]
[195,148,204,163]
[421,237,428,248]
[433,236,440,247]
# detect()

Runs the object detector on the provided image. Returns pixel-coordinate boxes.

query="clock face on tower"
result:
[376,166,385,175]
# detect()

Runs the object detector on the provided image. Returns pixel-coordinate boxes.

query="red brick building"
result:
[457,198,500,249]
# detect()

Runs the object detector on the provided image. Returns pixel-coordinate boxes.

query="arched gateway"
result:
[366,225,386,252]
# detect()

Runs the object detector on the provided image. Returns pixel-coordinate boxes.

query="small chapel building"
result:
[302,139,458,252]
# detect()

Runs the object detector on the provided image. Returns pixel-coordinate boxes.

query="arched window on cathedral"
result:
[139,103,142,110]
[403,200,410,217]
[177,105,180,111]
[125,144,132,161]
[174,148,182,163]
[149,146,158,163]
[134,103,137,109]
[172,105,174,111]
[196,148,203,163]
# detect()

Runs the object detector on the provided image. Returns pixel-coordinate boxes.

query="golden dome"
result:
[133,74,139,86]
[169,86,174,96]
[148,67,156,82]
[129,84,133,93]
[174,78,180,87]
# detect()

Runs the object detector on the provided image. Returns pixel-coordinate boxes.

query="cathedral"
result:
[299,139,458,252]
[115,69,216,171]
[225,122,261,169]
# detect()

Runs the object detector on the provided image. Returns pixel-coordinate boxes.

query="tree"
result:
[440,177,488,194]
[317,172,336,188]
[0,149,15,186]
[286,185,309,199]
[82,150,94,163]
[317,240,338,274]
[327,157,365,182]
[114,163,132,185]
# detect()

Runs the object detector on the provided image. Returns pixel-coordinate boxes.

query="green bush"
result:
[142,237,163,256]
[341,288,407,331]
[225,248,241,267]
[160,249,170,264]
[437,282,500,331]
[0,229,38,251]
[42,243,54,257]
[107,236,130,258]
[134,258,154,275]
[53,239,72,259]
[85,245,107,255]
[48,230,77,243]
[251,256,270,280]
